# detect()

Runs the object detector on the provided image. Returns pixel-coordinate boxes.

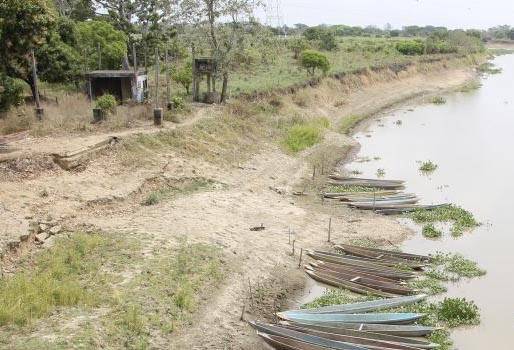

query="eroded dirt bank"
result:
[0,57,479,348]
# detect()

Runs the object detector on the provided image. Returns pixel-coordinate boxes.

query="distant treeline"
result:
[272,24,514,41]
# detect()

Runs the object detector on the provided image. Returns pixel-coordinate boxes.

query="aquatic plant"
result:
[376,168,386,178]
[431,96,447,105]
[419,160,438,173]
[408,205,480,236]
[436,298,480,327]
[478,62,502,75]
[431,252,486,279]
[422,223,442,238]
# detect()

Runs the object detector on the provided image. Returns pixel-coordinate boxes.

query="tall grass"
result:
[283,117,330,153]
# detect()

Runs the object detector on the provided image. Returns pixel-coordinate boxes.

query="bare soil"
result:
[0,62,476,349]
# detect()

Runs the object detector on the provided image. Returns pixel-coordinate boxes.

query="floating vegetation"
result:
[459,80,482,92]
[435,298,480,327]
[325,184,376,193]
[395,120,402,125]
[376,168,386,177]
[408,204,480,236]
[419,160,438,173]
[431,252,486,279]
[431,96,447,105]
[349,169,363,175]
[373,156,381,161]
[478,62,503,75]
[422,223,443,238]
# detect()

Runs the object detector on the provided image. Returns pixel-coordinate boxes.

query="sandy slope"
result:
[0,64,474,348]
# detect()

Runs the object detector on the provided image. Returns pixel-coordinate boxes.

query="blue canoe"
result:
[279,294,427,316]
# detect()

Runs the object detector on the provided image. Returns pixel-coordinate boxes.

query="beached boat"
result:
[328,181,406,190]
[346,198,420,206]
[306,266,416,295]
[278,310,423,325]
[258,332,332,350]
[305,270,398,298]
[281,322,440,337]
[329,176,405,184]
[317,250,426,270]
[375,204,448,216]
[279,294,427,316]
[335,244,431,262]
[278,322,438,349]
[311,259,416,280]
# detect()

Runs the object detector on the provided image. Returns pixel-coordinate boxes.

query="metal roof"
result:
[85,70,147,78]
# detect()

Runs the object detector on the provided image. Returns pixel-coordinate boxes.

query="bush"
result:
[172,62,193,94]
[319,31,338,51]
[0,74,25,112]
[300,50,330,75]
[95,94,117,112]
[283,117,329,153]
[171,96,185,110]
[396,40,425,55]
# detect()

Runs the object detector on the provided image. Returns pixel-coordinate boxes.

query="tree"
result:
[54,0,95,20]
[0,0,56,99]
[0,74,25,112]
[92,0,137,36]
[319,30,337,51]
[75,20,128,70]
[288,37,309,59]
[300,50,330,75]
[172,62,192,94]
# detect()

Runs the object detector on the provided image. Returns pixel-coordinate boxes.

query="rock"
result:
[19,234,29,242]
[35,232,47,243]
[48,225,62,235]
[38,223,49,232]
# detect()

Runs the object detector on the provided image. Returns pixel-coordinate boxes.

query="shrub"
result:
[283,118,329,153]
[300,50,330,75]
[172,62,193,94]
[171,96,185,110]
[319,31,338,51]
[431,96,447,105]
[0,74,25,112]
[396,40,425,55]
[288,38,310,59]
[95,94,117,112]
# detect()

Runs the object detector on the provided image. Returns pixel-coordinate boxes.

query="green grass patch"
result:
[431,96,447,105]
[478,62,502,74]
[339,115,366,134]
[422,223,443,238]
[408,204,480,236]
[142,178,219,206]
[419,160,438,173]
[459,80,482,92]
[0,233,134,327]
[283,117,330,153]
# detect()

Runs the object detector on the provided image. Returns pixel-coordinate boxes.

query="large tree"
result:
[0,0,56,99]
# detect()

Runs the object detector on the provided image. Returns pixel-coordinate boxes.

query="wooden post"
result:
[97,42,101,69]
[312,165,316,180]
[298,248,303,268]
[165,48,171,110]
[240,303,246,321]
[288,227,291,244]
[328,217,332,242]
[132,43,138,73]
[154,48,162,126]
[30,50,43,120]
[191,45,197,102]
[248,278,254,307]
[373,189,376,211]
[292,240,295,256]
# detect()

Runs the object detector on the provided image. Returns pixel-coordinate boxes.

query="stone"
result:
[35,232,47,243]
[48,225,62,235]
[38,223,49,232]
[19,234,29,242]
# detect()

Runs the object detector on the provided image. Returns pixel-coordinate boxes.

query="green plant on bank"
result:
[459,80,482,92]
[283,117,330,153]
[478,62,503,74]
[395,40,425,55]
[300,50,330,75]
[171,95,185,110]
[339,115,365,134]
[422,223,443,238]
[419,160,438,173]
[95,94,117,113]
[142,178,217,206]
[408,204,480,236]
[325,184,376,193]
[431,96,447,105]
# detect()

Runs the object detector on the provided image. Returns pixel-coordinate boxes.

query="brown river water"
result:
[342,54,514,349]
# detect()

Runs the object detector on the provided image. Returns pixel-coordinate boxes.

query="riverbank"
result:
[0,55,483,349]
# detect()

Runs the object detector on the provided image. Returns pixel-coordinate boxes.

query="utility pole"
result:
[165,48,171,109]
[30,50,43,120]
[153,48,162,126]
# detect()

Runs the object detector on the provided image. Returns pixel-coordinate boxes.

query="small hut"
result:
[85,70,148,103]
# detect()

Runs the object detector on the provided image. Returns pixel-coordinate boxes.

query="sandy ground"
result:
[0,63,475,348]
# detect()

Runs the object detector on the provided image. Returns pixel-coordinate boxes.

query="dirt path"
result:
[0,63,475,348]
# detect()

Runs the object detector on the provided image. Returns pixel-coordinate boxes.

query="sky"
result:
[257,0,514,29]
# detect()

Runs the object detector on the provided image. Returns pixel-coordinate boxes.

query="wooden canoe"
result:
[305,270,398,298]
[258,332,331,350]
[317,250,425,270]
[306,266,416,295]
[375,204,448,216]
[328,181,406,190]
[281,322,441,337]
[329,176,405,184]
[309,262,402,284]
[278,324,429,350]
[281,294,427,316]
[278,309,423,325]
[279,322,440,344]
[312,260,416,281]
[335,244,431,262]
[347,198,420,206]
[250,322,368,350]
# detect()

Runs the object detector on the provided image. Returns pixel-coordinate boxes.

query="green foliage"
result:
[300,50,330,75]
[431,252,486,279]
[339,115,365,134]
[319,30,338,51]
[75,20,127,70]
[283,117,329,153]
[408,205,480,236]
[431,96,447,104]
[95,94,117,112]
[376,168,385,178]
[288,37,310,59]
[436,298,480,327]
[172,62,193,94]
[419,160,438,172]
[0,74,25,112]
[422,223,442,238]
[171,96,185,110]
[478,62,503,74]
[396,40,425,55]
[0,0,55,84]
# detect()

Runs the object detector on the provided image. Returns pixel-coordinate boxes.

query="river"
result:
[345,54,514,349]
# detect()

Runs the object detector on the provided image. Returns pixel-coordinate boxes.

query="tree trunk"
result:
[220,72,229,103]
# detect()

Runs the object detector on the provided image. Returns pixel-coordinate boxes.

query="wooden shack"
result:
[85,70,148,103]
